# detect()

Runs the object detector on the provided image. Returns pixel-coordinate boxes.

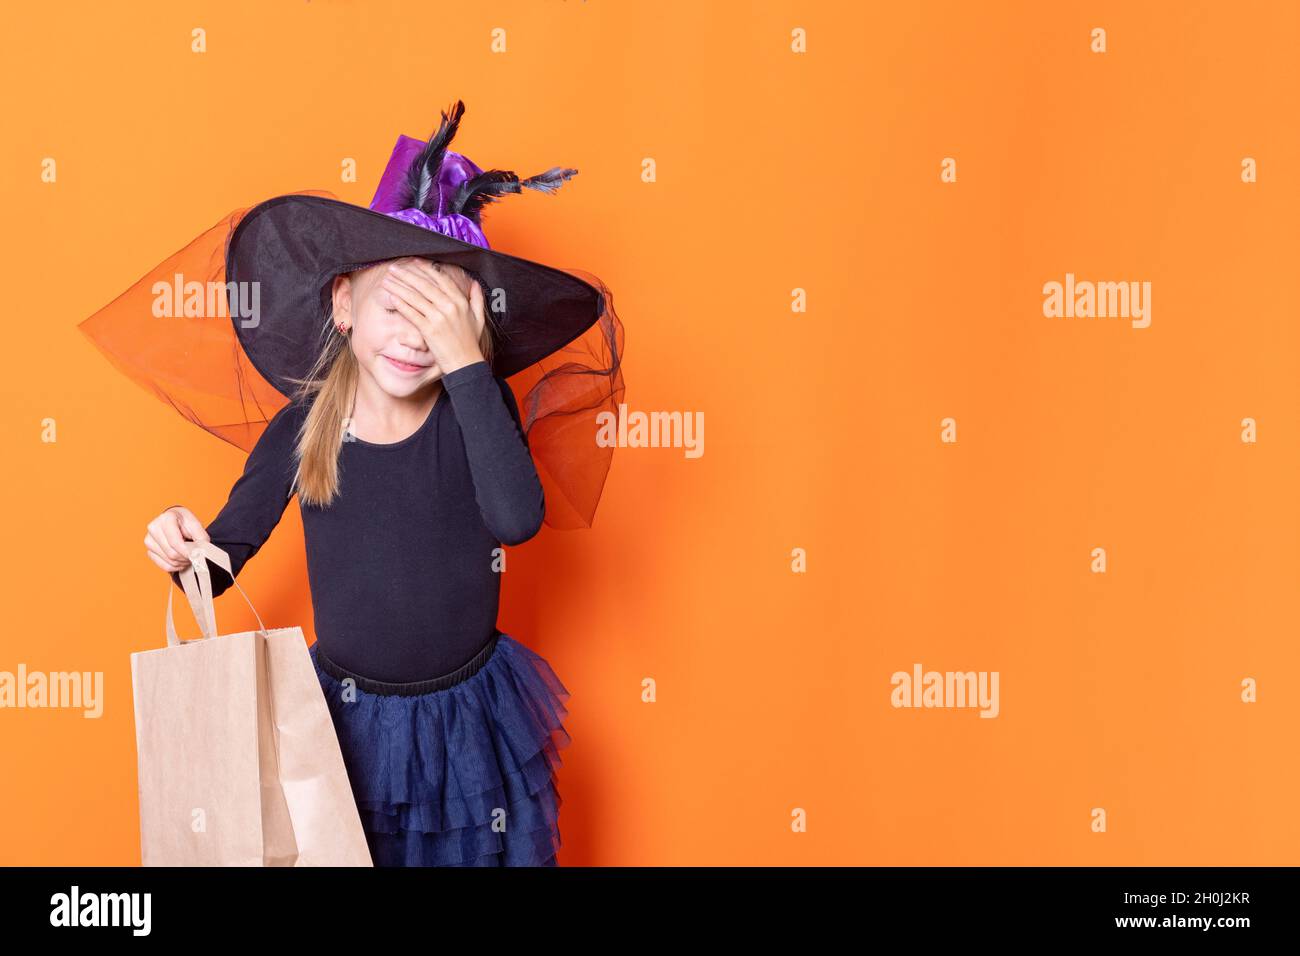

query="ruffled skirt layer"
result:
[309,634,570,866]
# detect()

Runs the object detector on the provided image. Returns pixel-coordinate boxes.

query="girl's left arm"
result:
[441,360,546,544]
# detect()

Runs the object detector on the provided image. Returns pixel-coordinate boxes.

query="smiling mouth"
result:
[383,355,428,373]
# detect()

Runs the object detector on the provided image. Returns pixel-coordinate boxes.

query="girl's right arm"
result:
[146,400,306,598]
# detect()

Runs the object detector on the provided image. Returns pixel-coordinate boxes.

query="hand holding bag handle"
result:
[165,540,268,647]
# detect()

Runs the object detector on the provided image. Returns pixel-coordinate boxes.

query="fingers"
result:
[384,286,421,326]
[145,529,188,572]
[150,512,186,564]
[381,272,440,322]
[423,261,471,303]
[146,507,208,572]
[384,262,460,319]
[146,547,187,575]
[174,508,211,545]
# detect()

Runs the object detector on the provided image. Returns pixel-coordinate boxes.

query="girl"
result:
[89,100,625,866]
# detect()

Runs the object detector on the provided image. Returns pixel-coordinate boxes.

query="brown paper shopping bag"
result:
[131,540,372,866]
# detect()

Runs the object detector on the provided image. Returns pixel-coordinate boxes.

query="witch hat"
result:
[80,99,625,529]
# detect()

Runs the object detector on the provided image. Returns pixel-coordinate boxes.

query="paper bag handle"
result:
[165,541,268,647]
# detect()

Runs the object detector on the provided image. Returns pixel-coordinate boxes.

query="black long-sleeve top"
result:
[169,360,546,682]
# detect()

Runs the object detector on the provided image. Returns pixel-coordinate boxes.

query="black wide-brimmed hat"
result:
[228,99,608,391]
[79,99,625,529]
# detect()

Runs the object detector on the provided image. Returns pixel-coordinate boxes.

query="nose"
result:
[394,317,427,349]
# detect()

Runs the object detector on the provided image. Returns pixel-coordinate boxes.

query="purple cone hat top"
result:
[369,100,578,250]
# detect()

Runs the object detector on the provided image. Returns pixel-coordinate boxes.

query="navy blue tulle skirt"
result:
[309,631,570,867]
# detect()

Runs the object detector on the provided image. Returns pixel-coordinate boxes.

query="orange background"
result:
[2,0,1298,865]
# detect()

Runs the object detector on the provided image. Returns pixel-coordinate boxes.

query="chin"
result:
[374,368,425,392]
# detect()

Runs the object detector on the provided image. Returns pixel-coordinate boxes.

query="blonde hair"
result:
[283,263,498,509]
